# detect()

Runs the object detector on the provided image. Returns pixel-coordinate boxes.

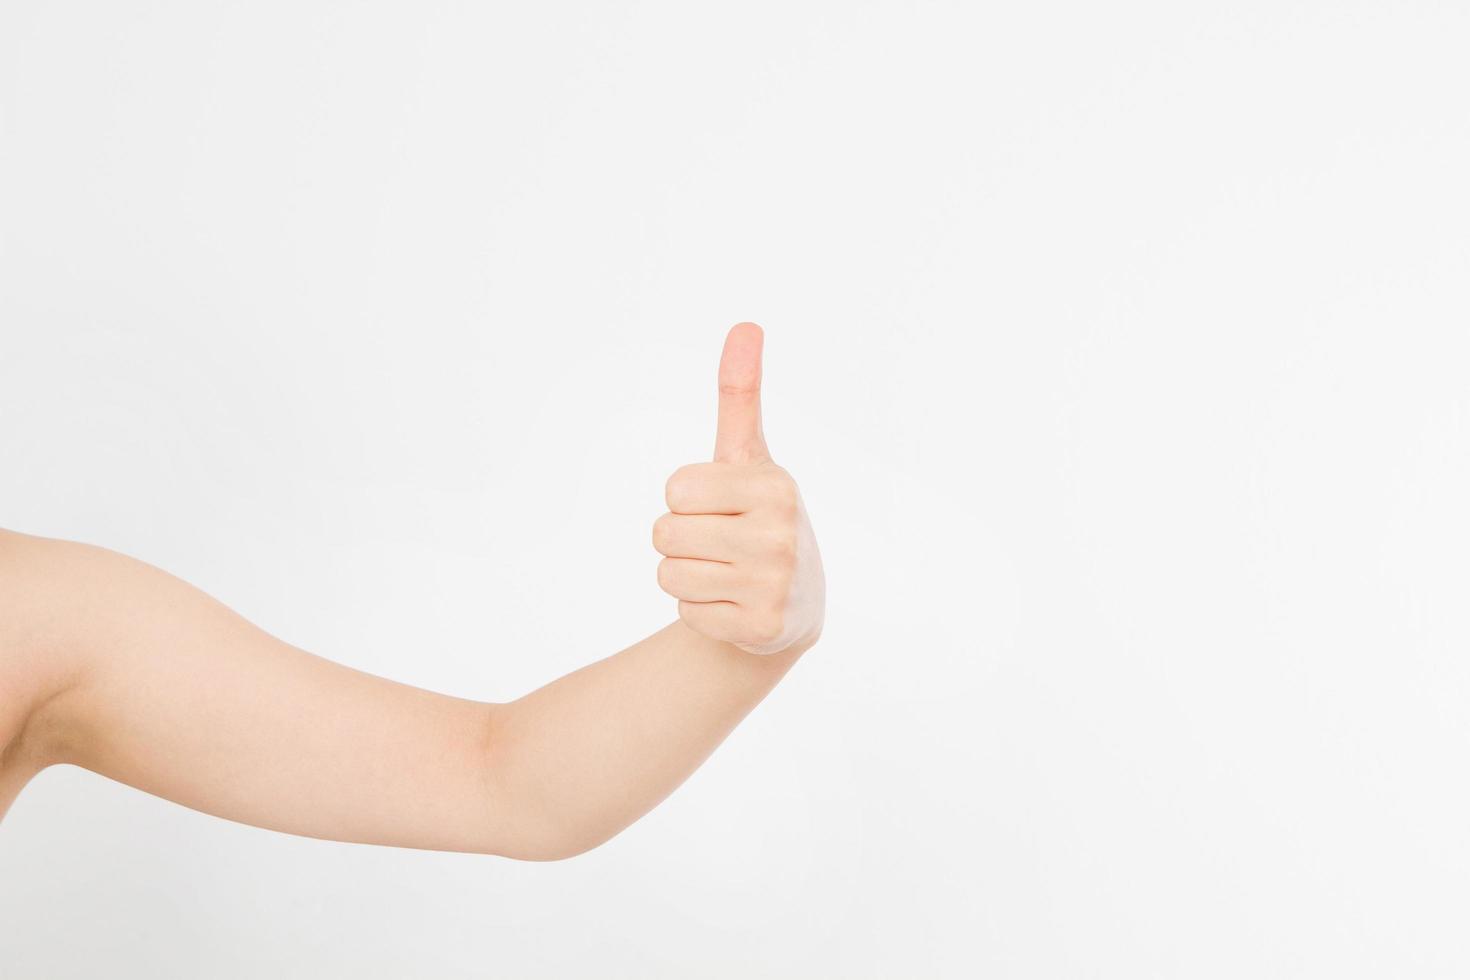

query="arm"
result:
[0,323,824,859]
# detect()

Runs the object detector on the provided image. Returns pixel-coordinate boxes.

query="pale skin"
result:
[0,323,824,860]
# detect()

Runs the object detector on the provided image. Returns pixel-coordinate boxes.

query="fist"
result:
[652,323,825,656]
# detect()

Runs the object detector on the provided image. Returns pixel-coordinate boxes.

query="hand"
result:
[652,323,826,655]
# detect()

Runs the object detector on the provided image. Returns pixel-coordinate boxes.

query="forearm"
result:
[480,322,826,859]
[483,620,807,859]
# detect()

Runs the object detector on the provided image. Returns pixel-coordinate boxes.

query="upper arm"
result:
[1,530,80,804]
[2,529,510,854]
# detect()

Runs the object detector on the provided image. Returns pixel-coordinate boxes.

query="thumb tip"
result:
[729,320,764,342]
[719,321,765,390]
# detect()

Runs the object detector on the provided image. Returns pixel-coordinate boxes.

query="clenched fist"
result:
[653,323,825,656]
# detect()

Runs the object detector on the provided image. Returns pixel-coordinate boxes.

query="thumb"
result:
[714,322,770,464]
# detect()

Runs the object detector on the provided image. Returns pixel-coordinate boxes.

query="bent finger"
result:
[651,513,747,561]
[657,557,741,603]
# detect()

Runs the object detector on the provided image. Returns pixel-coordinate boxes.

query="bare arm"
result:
[0,324,824,859]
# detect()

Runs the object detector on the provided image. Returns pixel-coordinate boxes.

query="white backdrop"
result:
[2,2,1468,977]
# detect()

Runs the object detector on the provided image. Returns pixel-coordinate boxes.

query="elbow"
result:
[476,814,629,863]
[496,827,621,863]
[473,702,633,862]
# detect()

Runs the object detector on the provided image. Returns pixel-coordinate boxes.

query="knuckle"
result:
[748,561,792,596]
[665,464,701,511]
[767,524,798,562]
[663,477,684,511]
[656,557,678,592]
[740,603,785,645]
[759,468,799,513]
[651,513,674,553]
[765,464,797,489]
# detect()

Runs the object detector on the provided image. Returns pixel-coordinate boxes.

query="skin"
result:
[0,323,824,859]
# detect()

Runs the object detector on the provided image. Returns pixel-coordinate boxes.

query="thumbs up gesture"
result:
[653,323,826,655]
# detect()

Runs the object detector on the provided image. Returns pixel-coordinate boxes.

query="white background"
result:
[2,2,1468,977]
